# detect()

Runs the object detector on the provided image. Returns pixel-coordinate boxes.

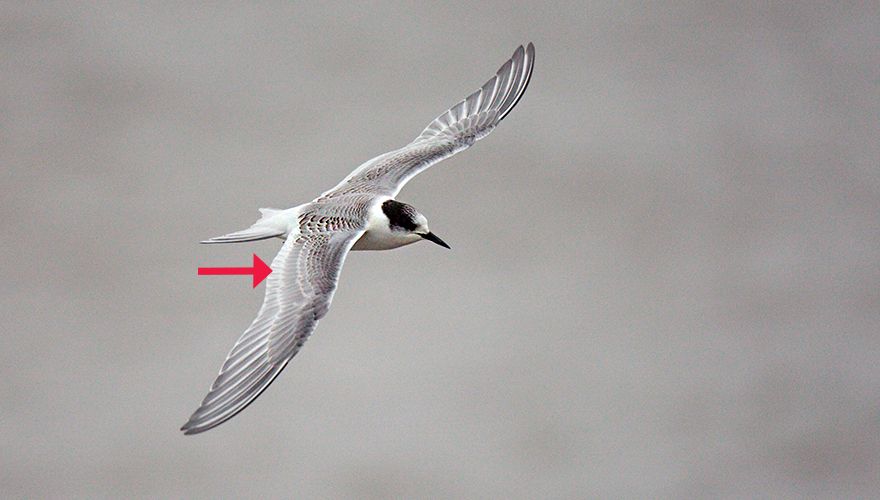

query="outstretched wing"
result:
[181,224,364,434]
[321,43,535,200]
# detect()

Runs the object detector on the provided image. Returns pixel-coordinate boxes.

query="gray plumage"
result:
[182,43,534,434]
[321,44,534,200]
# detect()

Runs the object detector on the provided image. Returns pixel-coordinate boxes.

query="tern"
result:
[182,43,535,434]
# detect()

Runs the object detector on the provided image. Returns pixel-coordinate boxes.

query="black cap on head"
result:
[381,200,419,231]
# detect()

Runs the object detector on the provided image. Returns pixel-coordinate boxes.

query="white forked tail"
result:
[201,208,288,244]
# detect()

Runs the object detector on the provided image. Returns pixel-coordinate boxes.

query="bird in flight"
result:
[182,43,535,434]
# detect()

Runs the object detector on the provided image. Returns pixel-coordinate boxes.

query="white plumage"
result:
[182,43,535,434]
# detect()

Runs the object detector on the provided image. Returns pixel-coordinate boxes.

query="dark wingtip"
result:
[180,421,203,435]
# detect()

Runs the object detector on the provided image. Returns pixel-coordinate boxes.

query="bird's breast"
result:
[351,227,420,251]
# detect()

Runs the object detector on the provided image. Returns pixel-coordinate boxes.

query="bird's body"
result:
[182,43,534,434]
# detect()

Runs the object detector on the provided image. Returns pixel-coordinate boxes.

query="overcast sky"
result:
[2,2,878,497]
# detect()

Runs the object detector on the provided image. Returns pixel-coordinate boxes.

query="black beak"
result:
[421,232,451,249]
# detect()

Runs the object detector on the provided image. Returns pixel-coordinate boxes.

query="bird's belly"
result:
[351,229,420,251]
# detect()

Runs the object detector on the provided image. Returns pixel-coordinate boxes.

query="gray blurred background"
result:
[2,2,877,497]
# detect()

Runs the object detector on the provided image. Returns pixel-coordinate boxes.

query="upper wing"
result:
[181,224,364,434]
[320,43,534,200]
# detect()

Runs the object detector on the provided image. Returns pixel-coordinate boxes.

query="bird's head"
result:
[381,199,450,249]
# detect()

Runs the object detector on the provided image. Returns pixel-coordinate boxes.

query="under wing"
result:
[181,226,364,434]
[320,43,535,199]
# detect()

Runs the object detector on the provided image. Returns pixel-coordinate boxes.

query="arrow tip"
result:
[252,254,272,287]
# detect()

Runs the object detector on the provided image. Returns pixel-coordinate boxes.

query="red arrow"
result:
[198,254,272,288]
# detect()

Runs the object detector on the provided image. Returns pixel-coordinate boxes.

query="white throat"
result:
[351,199,422,251]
